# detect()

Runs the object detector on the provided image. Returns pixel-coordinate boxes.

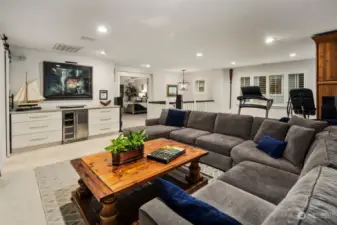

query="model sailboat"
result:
[14,73,45,111]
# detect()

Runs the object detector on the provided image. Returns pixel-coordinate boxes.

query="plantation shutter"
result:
[289,73,304,90]
[240,77,250,87]
[269,75,284,104]
[254,76,266,94]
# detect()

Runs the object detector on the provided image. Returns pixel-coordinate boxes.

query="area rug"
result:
[35,160,224,225]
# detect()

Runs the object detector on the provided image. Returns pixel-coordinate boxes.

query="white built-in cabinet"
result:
[10,107,120,152]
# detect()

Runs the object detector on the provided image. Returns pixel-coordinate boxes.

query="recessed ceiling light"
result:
[97,25,108,33]
[196,52,203,57]
[99,50,107,55]
[231,61,236,65]
[290,53,297,57]
[141,64,151,68]
[265,37,276,44]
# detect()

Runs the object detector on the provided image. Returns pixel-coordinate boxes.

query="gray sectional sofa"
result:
[123,109,337,225]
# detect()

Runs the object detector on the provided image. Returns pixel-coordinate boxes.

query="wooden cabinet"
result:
[313,31,337,118]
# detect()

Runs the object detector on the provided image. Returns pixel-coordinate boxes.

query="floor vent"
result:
[52,43,83,53]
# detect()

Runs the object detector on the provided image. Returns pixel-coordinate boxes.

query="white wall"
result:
[151,72,181,101]
[229,59,316,118]
[0,38,5,171]
[10,47,115,108]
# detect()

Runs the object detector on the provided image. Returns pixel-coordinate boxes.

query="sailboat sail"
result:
[27,80,45,101]
[14,83,26,102]
[14,79,45,103]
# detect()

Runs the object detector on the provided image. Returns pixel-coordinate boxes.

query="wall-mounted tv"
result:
[43,61,93,100]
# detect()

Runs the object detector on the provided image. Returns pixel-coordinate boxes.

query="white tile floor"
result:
[0,114,146,225]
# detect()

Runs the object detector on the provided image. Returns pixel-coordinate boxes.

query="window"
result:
[195,80,205,93]
[254,76,267,94]
[240,77,250,87]
[269,75,284,104]
[288,73,304,90]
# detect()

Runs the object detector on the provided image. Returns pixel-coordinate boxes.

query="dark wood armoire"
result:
[312,31,337,119]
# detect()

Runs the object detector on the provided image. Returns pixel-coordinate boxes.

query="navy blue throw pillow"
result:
[166,109,186,127]
[257,135,287,159]
[152,178,242,225]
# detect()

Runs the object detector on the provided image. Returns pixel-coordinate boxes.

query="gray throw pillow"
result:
[159,109,169,125]
[288,115,328,133]
[283,125,315,168]
[254,120,290,143]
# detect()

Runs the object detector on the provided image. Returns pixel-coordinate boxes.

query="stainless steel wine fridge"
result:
[62,109,88,143]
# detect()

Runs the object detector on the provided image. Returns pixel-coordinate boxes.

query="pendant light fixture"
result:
[178,69,189,91]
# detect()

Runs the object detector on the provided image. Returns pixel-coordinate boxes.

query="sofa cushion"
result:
[199,151,233,172]
[196,133,244,156]
[159,109,169,125]
[140,181,276,225]
[316,126,337,140]
[301,138,337,177]
[257,136,288,159]
[214,113,253,139]
[166,109,186,127]
[262,166,337,225]
[283,125,315,168]
[288,115,328,133]
[250,117,265,140]
[170,128,210,145]
[231,140,301,174]
[123,125,181,140]
[152,178,242,225]
[254,120,290,143]
[186,111,217,132]
[219,161,299,205]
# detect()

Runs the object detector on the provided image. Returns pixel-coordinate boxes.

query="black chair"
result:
[237,86,274,118]
[287,88,316,119]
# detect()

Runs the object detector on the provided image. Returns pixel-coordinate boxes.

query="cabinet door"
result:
[318,42,337,81]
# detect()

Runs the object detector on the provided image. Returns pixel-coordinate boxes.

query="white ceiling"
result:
[1,0,337,72]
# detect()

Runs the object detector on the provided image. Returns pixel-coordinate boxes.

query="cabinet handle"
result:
[100,110,111,113]
[100,118,111,121]
[100,128,111,131]
[29,115,48,119]
[30,125,48,129]
[30,137,48,142]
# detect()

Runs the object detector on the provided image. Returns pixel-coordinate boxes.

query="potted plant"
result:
[125,83,138,101]
[105,130,147,165]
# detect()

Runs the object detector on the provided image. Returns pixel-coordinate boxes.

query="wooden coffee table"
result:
[71,138,208,225]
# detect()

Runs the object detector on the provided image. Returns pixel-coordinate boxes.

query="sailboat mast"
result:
[24,72,28,102]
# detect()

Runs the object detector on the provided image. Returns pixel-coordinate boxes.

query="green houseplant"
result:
[105,130,147,165]
[125,83,139,101]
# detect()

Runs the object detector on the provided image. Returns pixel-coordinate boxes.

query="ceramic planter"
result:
[112,145,144,166]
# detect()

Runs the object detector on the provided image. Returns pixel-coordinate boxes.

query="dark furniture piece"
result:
[71,138,208,225]
[287,88,316,119]
[237,86,274,118]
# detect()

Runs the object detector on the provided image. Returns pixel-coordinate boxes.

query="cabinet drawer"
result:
[89,108,119,119]
[89,122,119,136]
[12,131,62,149]
[89,116,119,126]
[12,120,62,135]
[12,112,61,123]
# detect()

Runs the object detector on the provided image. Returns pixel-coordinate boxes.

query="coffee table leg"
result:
[76,179,91,199]
[100,195,119,225]
[186,160,202,185]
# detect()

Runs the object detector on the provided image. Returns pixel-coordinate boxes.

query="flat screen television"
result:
[43,61,93,100]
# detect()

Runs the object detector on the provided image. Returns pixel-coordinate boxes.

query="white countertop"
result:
[10,105,120,114]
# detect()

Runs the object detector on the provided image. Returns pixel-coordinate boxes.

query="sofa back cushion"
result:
[283,125,315,168]
[288,115,328,133]
[159,109,191,127]
[250,117,265,140]
[254,120,290,143]
[159,109,169,125]
[300,138,337,177]
[186,111,217,132]
[214,113,253,139]
[262,166,337,225]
